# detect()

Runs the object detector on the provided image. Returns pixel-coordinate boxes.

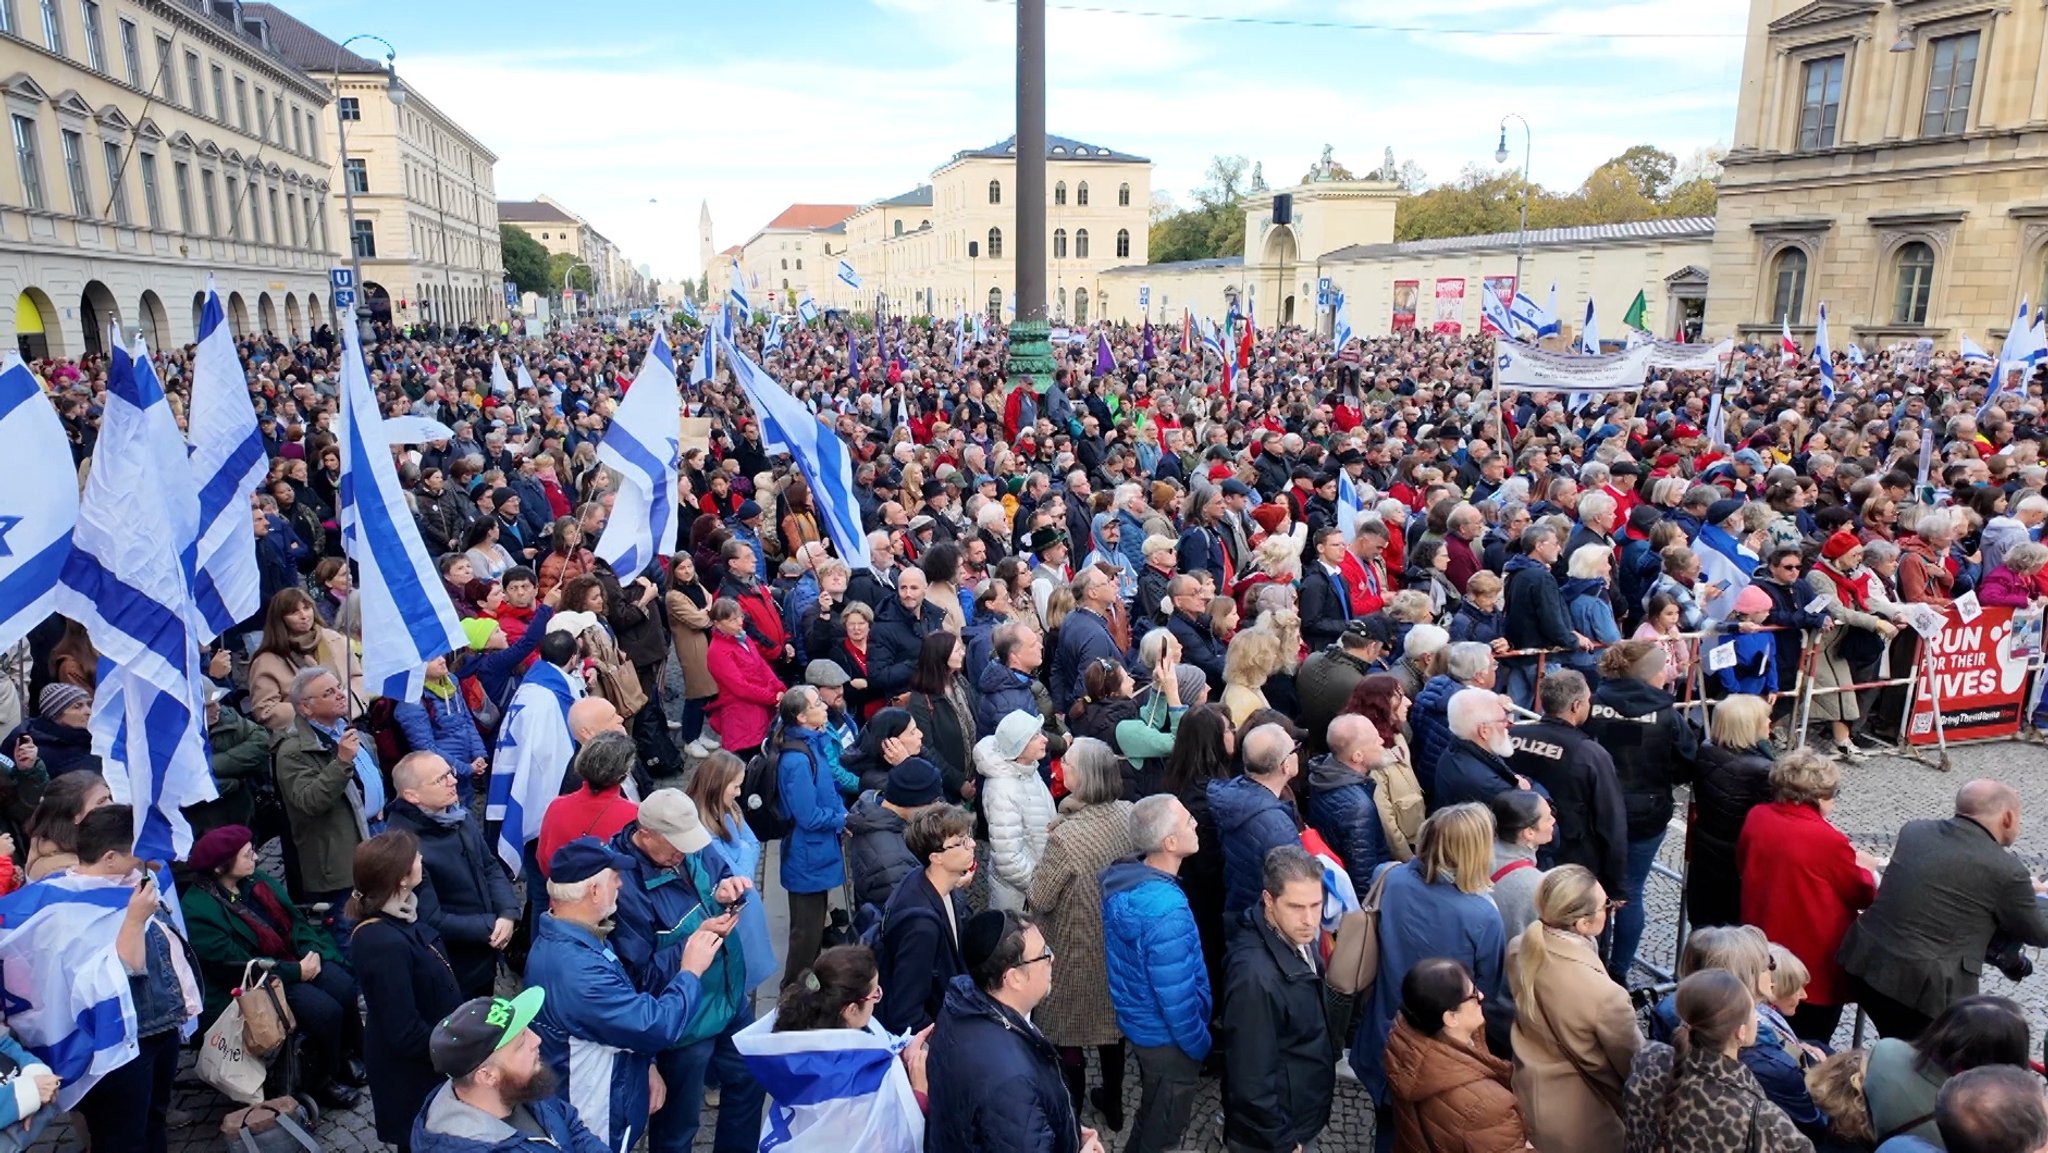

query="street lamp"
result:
[332,34,403,344]
[562,260,596,322]
[1495,113,1532,311]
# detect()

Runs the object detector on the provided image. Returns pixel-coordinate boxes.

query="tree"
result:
[1193,155,1251,211]
[500,225,550,295]
[547,251,592,291]
[1603,144,1677,202]
[1150,154,1252,264]
[1393,164,1530,241]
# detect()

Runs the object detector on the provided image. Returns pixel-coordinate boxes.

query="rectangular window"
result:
[171,159,190,232]
[337,97,359,122]
[350,218,375,258]
[285,191,298,246]
[40,0,63,55]
[0,0,12,35]
[199,168,216,235]
[210,65,225,121]
[101,139,126,223]
[11,116,42,210]
[272,96,283,145]
[252,84,266,139]
[267,187,279,245]
[78,1,101,71]
[290,107,303,154]
[343,157,366,194]
[1797,56,1843,150]
[1922,32,1979,136]
[302,196,315,250]
[232,76,247,131]
[117,17,140,85]
[59,129,87,216]
[184,53,201,113]
[223,174,237,236]
[138,151,158,228]
[154,35,174,99]
[246,182,260,242]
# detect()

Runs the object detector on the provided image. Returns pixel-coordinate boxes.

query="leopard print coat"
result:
[1622,1041,1815,1153]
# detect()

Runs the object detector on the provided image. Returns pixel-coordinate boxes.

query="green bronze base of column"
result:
[1005,318,1057,392]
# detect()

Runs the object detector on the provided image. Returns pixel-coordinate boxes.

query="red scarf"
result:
[1819,561,1871,612]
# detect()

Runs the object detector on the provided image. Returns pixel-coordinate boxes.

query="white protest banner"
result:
[1493,338,1654,393]
[1643,337,1736,373]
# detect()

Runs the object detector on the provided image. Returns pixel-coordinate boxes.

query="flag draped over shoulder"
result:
[1695,522,1754,623]
[593,328,681,580]
[185,282,265,641]
[0,354,78,650]
[336,320,466,704]
[732,1013,924,1153]
[55,331,215,863]
[723,339,873,573]
[489,658,581,871]
[0,874,142,1110]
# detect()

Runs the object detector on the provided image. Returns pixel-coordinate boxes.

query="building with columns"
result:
[247,3,503,330]
[0,0,338,358]
[1704,0,2048,345]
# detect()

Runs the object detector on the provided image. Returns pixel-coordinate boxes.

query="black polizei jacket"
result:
[1508,716,1629,899]
[1581,677,1701,842]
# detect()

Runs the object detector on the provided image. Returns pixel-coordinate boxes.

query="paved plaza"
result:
[25,736,2048,1152]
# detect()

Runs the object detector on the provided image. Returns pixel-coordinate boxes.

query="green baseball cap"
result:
[430,986,544,1079]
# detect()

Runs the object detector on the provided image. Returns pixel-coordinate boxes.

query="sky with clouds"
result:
[288,0,1750,280]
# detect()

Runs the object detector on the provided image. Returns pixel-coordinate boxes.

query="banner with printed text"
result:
[1480,276,1517,337]
[1493,338,1653,392]
[1391,281,1418,332]
[1906,605,2028,744]
[1432,278,1465,336]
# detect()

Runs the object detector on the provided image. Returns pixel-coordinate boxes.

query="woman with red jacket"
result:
[1736,747,1879,1042]
[704,598,785,759]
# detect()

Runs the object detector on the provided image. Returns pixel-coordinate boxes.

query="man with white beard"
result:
[1429,687,1532,812]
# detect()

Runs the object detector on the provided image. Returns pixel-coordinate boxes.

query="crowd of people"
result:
[5,307,2048,1153]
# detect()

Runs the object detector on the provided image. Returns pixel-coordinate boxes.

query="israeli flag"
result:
[55,330,216,863]
[1813,301,1837,404]
[723,338,872,572]
[680,296,699,322]
[1510,283,1560,338]
[0,874,143,1110]
[952,313,965,371]
[1845,342,1866,368]
[383,415,457,445]
[1695,521,1755,623]
[1960,334,1994,364]
[1200,319,1224,364]
[593,328,681,579]
[690,339,711,387]
[836,259,861,290]
[763,314,785,355]
[1333,292,1354,351]
[1335,471,1365,541]
[797,290,818,325]
[489,658,581,871]
[335,320,465,703]
[1704,390,1726,450]
[185,284,264,642]
[729,260,750,321]
[1575,298,1600,355]
[1480,286,1516,339]
[0,355,78,650]
[733,1012,924,1153]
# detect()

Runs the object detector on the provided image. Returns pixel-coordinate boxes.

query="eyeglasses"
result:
[1015,948,1056,968]
[940,838,973,853]
[861,986,883,1004]
[1462,988,1484,1005]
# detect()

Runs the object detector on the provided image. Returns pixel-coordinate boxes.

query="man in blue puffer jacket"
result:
[1303,715,1392,898]
[1100,795,1211,1153]
[1207,723,1302,916]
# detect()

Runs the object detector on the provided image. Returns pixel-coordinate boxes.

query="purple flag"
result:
[1095,332,1114,378]
[1141,321,1154,366]
[848,330,859,378]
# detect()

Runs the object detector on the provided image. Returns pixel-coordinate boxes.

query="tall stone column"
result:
[1007,0,1055,391]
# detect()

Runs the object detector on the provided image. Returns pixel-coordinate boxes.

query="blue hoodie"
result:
[1099,858,1212,1059]
[1207,774,1300,916]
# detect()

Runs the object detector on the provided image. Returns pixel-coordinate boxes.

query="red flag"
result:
[1236,322,1252,371]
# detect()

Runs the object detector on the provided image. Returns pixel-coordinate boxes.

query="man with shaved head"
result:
[1303,714,1392,897]
[1839,779,2048,1040]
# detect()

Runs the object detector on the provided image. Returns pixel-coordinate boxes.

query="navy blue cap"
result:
[548,836,635,884]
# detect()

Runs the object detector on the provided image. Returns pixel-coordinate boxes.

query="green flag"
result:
[1622,290,1648,332]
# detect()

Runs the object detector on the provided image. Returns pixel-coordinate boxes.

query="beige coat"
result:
[247,627,354,733]
[1026,799,1135,1047]
[665,589,717,700]
[1372,736,1426,861]
[1507,927,1642,1153]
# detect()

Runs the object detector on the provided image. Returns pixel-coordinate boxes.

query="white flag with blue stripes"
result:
[763,314,785,355]
[0,874,143,1110]
[1575,298,1600,354]
[836,259,861,290]
[728,261,750,320]
[335,320,465,703]
[0,354,78,650]
[723,339,872,572]
[680,296,698,322]
[733,1013,923,1153]
[1813,301,1837,404]
[594,328,681,579]
[489,659,581,871]
[489,353,514,397]
[55,330,215,862]
[1510,283,1559,338]
[797,290,818,325]
[1960,335,1994,364]
[1336,471,1366,542]
[185,282,265,642]
[1333,293,1354,352]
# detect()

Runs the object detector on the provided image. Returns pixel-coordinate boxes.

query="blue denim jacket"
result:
[132,911,199,1038]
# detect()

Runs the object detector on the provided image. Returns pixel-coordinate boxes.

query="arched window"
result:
[1075,229,1089,259]
[1053,228,1067,259]
[1075,287,1089,324]
[1116,228,1130,258]
[987,227,1002,258]
[1054,181,1067,206]
[1892,242,1935,325]
[1076,181,1089,206]
[2038,250,2047,312]
[988,286,1002,318]
[1769,248,1806,324]
[1057,287,1067,317]
[1118,182,1130,207]
[893,219,903,237]
[988,179,1001,205]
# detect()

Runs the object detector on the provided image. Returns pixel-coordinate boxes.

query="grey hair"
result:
[1576,491,1616,525]
[1916,511,1954,541]
[1404,623,1450,660]
[1446,686,1499,741]
[1862,539,1900,566]
[1136,628,1175,669]
[1060,738,1122,806]
[1131,794,1184,855]
[546,878,596,905]
[1567,544,1614,580]
[287,667,337,707]
[1538,669,1590,716]
[1444,641,1496,684]
[573,731,637,790]
[2016,494,2048,518]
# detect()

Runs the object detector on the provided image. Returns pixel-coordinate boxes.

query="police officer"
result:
[1507,670,1628,906]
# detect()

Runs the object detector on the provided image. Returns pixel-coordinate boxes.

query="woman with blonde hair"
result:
[1353,803,1507,1120]
[1688,694,1776,929]
[1508,865,1640,1153]
[1231,525,1308,618]
[1221,621,1288,728]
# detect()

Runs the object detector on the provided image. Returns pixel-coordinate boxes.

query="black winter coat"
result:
[350,911,464,1145]
[382,799,519,998]
[1504,554,1575,653]
[1165,610,1226,695]
[846,793,921,914]
[925,975,1081,1153]
[1432,737,1522,813]
[1508,717,1629,898]
[877,871,968,1036]
[1219,908,1335,1150]
[1582,677,1701,842]
[1303,756,1390,897]
[1297,647,1374,759]
[1688,742,1774,928]
[869,597,947,698]
[592,562,671,669]
[1297,564,1353,654]
[905,688,975,802]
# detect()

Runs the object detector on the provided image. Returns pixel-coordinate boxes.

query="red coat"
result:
[703,629,784,750]
[1736,801,1877,1006]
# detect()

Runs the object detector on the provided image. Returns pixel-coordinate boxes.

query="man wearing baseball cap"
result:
[414,987,608,1151]
[522,837,732,1152]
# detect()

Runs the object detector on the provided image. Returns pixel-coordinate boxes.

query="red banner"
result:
[1391,280,1418,332]
[1480,275,1517,336]
[1432,278,1465,336]
[1906,605,2029,744]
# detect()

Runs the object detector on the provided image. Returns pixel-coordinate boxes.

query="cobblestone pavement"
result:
[29,736,2048,1151]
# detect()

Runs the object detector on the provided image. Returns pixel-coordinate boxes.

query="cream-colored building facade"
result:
[1704,0,2048,344]
[500,193,636,312]
[754,134,1151,323]
[247,4,501,330]
[1100,178,1715,342]
[0,0,338,358]
[734,202,856,313]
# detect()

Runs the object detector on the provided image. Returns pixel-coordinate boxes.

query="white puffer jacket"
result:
[975,735,1055,911]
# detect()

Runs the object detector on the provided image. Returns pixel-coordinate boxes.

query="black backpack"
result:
[740,738,797,842]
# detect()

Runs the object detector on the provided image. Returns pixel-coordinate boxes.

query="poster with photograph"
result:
[1391,281,1418,331]
[1432,278,1466,336]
